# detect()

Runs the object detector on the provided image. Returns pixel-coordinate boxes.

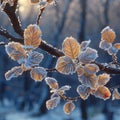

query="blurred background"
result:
[0,0,120,120]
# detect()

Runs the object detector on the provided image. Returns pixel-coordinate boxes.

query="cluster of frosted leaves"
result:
[77,73,111,100]
[45,77,75,114]
[99,26,120,55]
[56,37,98,75]
[5,24,47,81]
[0,0,14,10]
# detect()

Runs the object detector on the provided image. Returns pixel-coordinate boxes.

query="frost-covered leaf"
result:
[24,24,42,49]
[77,85,91,100]
[63,101,75,115]
[25,51,44,69]
[55,56,75,75]
[78,47,98,64]
[45,77,59,89]
[99,40,112,50]
[93,86,111,100]
[46,97,60,110]
[76,66,84,77]
[107,46,118,55]
[79,74,98,89]
[112,89,120,100]
[101,26,116,43]
[5,66,23,80]
[98,73,110,86]
[62,37,80,59]
[81,40,91,50]
[30,67,47,81]
[114,43,120,50]
[84,64,99,75]
[5,42,26,64]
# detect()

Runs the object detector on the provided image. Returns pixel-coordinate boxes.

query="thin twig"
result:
[36,6,46,25]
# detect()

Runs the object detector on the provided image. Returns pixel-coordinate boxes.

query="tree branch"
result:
[3,0,24,36]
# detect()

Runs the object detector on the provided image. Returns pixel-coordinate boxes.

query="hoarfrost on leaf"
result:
[99,40,112,50]
[84,64,99,75]
[77,85,91,100]
[55,56,75,75]
[79,74,98,89]
[93,86,111,100]
[101,26,116,43]
[45,77,59,89]
[24,24,42,49]
[63,101,75,115]
[30,67,47,81]
[5,66,23,80]
[78,47,98,64]
[25,51,44,69]
[76,65,84,77]
[46,97,60,110]
[98,73,110,86]
[62,37,80,59]
[107,46,118,55]
[114,43,120,50]
[5,42,26,64]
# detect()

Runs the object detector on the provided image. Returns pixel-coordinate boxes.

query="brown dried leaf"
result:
[24,24,42,49]
[30,67,47,81]
[98,73,110,86]
[55,56,75,75]
[101,26,116,43]
[46,97,60,110]
[77,85,91,100]
[62,37,80,59]
[84,64,99,75]
[93,86,111,100]
[5,42,26,64]
[5,66,23,80]
[45,77,59,89]
[63,101,75,115]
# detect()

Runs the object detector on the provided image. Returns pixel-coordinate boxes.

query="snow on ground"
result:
[0,99,120,120]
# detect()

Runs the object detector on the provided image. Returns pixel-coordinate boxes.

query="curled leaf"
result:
[78,47,98,64]
[5,66,23,80]
[24,24,42,49]
[112,89,120,100]
[63,101,75,115]
[99,40,112,50]
[30,67,47,81]
[46,97,60,110]
[77,85,91,100]
[62,37,80,59]
[93,86,111,100]
[25,51,44,69]
[55,56,75,75]
[5,42,26,64]
[101,26,116,43]
[98,73,110,86]
[84,64,99,75]
[45,77,59,89]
